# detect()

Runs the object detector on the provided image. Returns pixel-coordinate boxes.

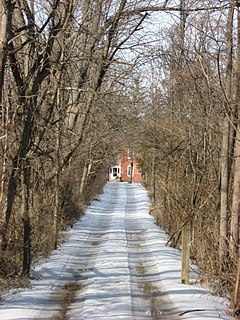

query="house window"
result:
[112,167,119,177]
[127,164,134,177]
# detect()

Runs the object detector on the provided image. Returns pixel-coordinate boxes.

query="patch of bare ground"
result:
[135,263,178,319]
[52,281,84,320]
[138,281,166,320]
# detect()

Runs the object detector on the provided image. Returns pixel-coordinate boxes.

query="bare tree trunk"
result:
[65,0,102,130]
[230,126,240,257]
[79,162,89,195]
[181,221,190,284]
[21,161,31,276]
[219,118,230,264]
[179,0,187,67]
[86,161,92,184]
[53,171,60,250]
[0,80,8,208]
[53,87,61,250]
[0,0,8,103]
[219,0,235,266]
[230,4,240,259]
[2,97,35,250]
[0,4,10,219]
[233,246,240,307]
[151,154,156,203]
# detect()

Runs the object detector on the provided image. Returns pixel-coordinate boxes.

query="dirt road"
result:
[60,183,178,319]
[0,183,233,320]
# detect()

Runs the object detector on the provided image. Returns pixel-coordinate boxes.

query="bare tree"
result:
[229,2,240,306]
[219,0,235,268]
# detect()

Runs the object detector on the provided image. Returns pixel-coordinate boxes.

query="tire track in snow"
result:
[68,182,179,319]
[68,183,134,319]
[63,182,179,320]
[125,183,179,320]
[0,183,232,320]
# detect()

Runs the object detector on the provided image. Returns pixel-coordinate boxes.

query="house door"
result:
[110,165,120,180]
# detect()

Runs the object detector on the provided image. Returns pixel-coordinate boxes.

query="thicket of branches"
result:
[0,0,149,282]
[137,0,240,309]
[0,0,239,311]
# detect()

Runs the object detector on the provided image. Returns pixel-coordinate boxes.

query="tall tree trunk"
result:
[219,0,235,267]
[0,0,10,207]
[21,161,31,276]
[0,90,8,206]
[1,98,35,250]
[179,0,187,67]
[53,87,61,250]
[151,153,156,203]
[79,162,89,195]
[53,170,60,250]
[0,0,9,104]
[219,118,230,265]
[230,125,240,257]
[233,246,240,307]
[0,5,11,218]
[230,4,240,259]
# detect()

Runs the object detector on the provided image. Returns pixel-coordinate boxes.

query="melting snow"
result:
[0,183,234,319]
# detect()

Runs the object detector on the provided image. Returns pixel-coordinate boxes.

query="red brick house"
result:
[108,149,142,183]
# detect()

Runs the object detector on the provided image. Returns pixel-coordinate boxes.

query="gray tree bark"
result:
[219,0,235,266]
[230,4,240,259]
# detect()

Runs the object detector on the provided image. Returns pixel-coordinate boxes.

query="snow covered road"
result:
[0,183,234,319]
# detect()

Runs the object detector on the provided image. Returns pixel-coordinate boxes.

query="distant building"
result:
[108,149,142,183]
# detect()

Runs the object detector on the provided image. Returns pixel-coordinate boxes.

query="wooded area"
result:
[0,0,239,311]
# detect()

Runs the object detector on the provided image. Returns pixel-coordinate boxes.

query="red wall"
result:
[120,150,142,183]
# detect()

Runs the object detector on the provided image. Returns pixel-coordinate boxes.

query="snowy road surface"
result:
[0,183,234,320]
